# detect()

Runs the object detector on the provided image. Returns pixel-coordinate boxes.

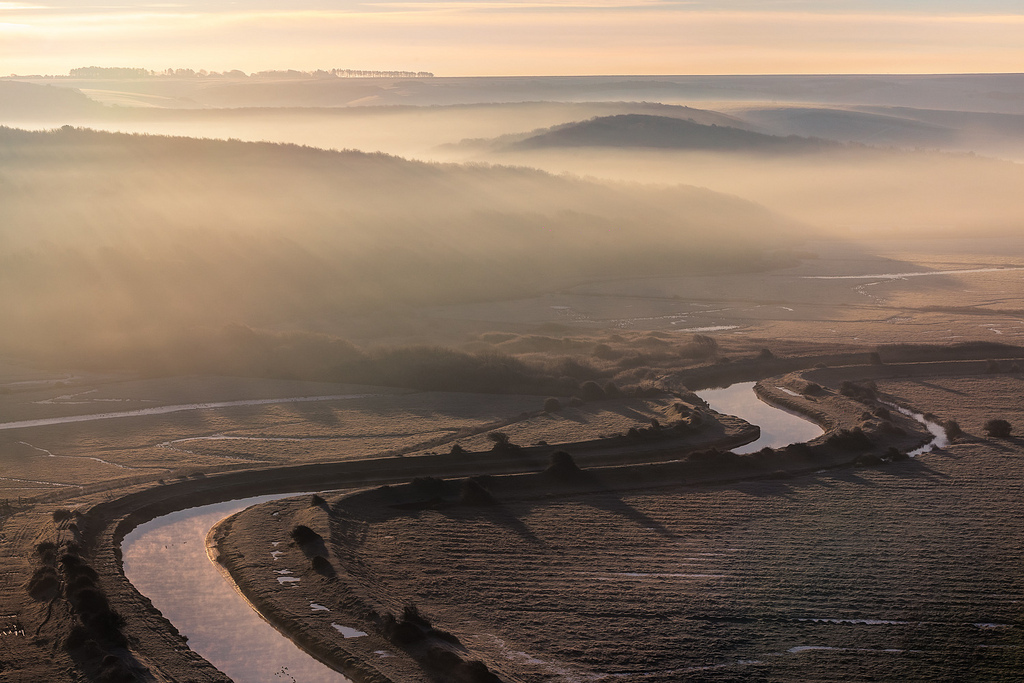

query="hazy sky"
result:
[3,1,1024,76]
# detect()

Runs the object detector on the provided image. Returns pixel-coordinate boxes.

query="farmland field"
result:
[322,374,1023,682]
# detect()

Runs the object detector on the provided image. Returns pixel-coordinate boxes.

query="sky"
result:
[2,1,1024,76]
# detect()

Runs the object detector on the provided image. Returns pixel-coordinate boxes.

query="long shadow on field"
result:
[538,470,677,538]
[290,400,341,427]
[798,458,955,497]
[578,492,676,539]
[439,506,545,547]
[908,379,968,396]
[603,404,659,422]
[549,411,588,425]
[983,436,1024,454]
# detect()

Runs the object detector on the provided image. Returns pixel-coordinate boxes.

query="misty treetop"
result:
[0,126,798,368]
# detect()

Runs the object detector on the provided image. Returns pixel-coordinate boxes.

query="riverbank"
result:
[212,373,938,682]
[3,352,1019,682]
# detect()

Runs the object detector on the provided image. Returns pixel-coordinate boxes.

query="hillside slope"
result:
[509,114,829,152]
[0,126,799,366]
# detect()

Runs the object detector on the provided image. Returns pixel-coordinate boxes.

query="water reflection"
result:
[122,495,352,683]
[696,382,823,454]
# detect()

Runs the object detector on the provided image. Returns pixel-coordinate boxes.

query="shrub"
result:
[680,334,718,359]
[290,525,320,546]
[826,427,873,451]
[885,447,909,462]
[546,451,581,480]
[985,419,1012,438]
[423,646,462,670]
[758,348,775,361]
[409,477,447,499]
[35,541,57,556]
[487,432,520,453]
[603,381,622,398]
[543,397,562,412]
[878,421,905,436]
[802,382,824,397]
[403,604,431,628]
[449,443,466,455]
[310,494,327,509]
[459,478,496,506]
[579,381,606,401]
[785,442,814,458]
[840,381,876,402]
[592,343,620,360]
[462,660,503,683]
[942,420,963,440]
[53,509,73,523]
[868,351,884,365]
[26,566,59,601]
[311,555,336,577]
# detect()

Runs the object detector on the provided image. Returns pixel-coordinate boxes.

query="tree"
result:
[985,419,1012,438]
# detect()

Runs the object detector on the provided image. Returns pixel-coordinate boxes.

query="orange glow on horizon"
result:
[2,8,1024,76]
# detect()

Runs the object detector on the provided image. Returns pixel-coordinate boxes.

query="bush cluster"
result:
[985,419,1012,438]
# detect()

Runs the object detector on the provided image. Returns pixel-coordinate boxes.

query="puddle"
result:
[277,577,301,585]
[311,603,330,612]
[331,624,367,638]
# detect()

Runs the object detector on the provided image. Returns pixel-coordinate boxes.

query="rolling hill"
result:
[0,126,800,369]
[507,114,830,152]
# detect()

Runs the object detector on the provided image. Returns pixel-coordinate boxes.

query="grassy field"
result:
[321,374,1023,682]
[0,370,687,500]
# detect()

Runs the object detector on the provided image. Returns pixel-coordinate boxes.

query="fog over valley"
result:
[3,66,1024,683]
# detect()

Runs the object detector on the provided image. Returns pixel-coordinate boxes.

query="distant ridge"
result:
[0,81,104,119]
[509,114,830,152]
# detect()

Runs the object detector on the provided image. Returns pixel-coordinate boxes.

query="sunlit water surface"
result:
[122,494,352,683]
[120,383,822,681]
[696,382,823,453]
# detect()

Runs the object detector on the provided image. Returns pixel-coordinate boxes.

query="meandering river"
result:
[697,382,823,453]
[122,494,353,683]
[119,382,822,681]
